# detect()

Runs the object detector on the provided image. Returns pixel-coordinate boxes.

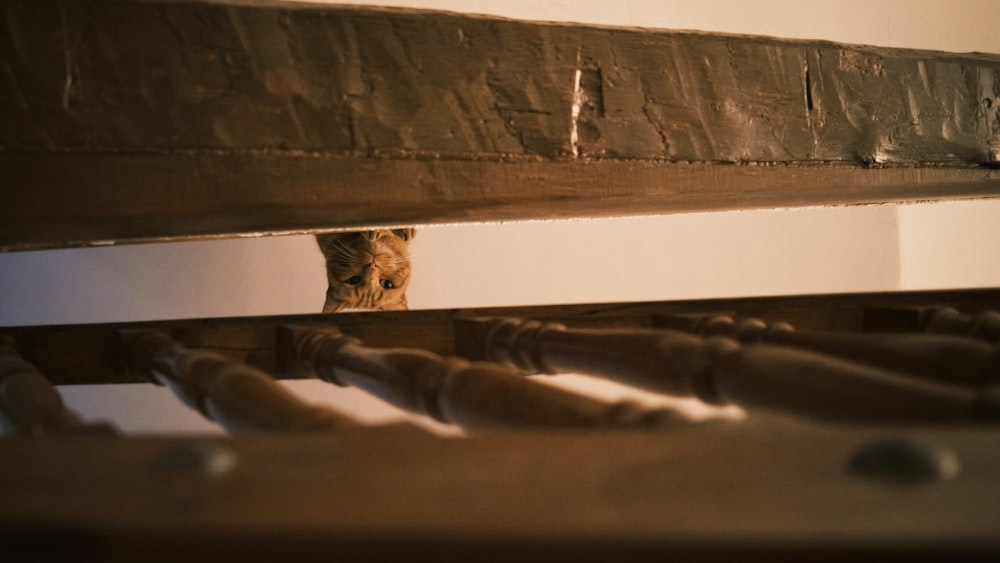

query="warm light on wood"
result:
[285,325,699,430]
[656,313,1000,388]
[121,330,356,433]
[462,317,1000,424]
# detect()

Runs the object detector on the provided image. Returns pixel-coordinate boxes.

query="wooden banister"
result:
[923,308,1000,343]
[284,325,699,430]
[0,336,113,436]
[865,306,1000,344]
[459,317,1000,424]
[655,313,1000,388]
[120,330,357,434]
[5,289,999,386]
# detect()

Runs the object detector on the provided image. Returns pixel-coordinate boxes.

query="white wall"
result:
[898,199,1000,291]
[2,0,999,434]
[408,207,901,310]
[330,0,1000,53]
[0,237,327,326]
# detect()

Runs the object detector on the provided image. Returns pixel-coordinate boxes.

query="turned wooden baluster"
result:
[0,336,114,436]
[121,330,356,433]
[656,313,1000,388]
[923,307,1000,344]
[284,326,697,430]
[459,317,1000,424]
[865,306,1000,344]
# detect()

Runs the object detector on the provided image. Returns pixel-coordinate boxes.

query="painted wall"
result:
[407,207,901,310]
[1,0,998,433]
[897,199,1000,291]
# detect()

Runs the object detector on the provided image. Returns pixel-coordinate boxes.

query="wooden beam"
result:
[3,153,999,250]
[6,288,1000,385]
[3,0,999,162]
[2,428,1000,561]
[2,1,1000,248]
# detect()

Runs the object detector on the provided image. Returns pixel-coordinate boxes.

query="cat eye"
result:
[346,275,363,285]
[380,279,395,290]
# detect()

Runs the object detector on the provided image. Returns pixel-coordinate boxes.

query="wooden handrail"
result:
[655,314,1000,387]
[0,336,113,436]
[459,317,1000,424]
[120,330,357,434]
[284,325,700,430]
[4,1,1000,250]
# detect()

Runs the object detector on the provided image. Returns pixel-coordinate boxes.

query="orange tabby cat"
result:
[316,229,415,313]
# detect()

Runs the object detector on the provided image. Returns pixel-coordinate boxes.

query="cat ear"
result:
[316,233,334,250]
[392,228,416,241]
[316,233,347,254]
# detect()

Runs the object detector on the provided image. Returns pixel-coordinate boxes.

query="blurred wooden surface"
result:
[1,425,998,562]
[0,337,104,435]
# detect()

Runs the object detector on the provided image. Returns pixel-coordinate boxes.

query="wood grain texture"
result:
[3,153,999,250]
[3,0,999,163]
[2,1,1000,248]
[2,427,1000,561]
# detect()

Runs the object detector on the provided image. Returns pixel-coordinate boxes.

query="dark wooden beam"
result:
[2,1,1000,248]
[4,0,1000,162]
[2,428,1000,561]
[4,153,1000,249]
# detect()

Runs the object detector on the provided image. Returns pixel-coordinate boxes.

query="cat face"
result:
[316,229,415,313]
